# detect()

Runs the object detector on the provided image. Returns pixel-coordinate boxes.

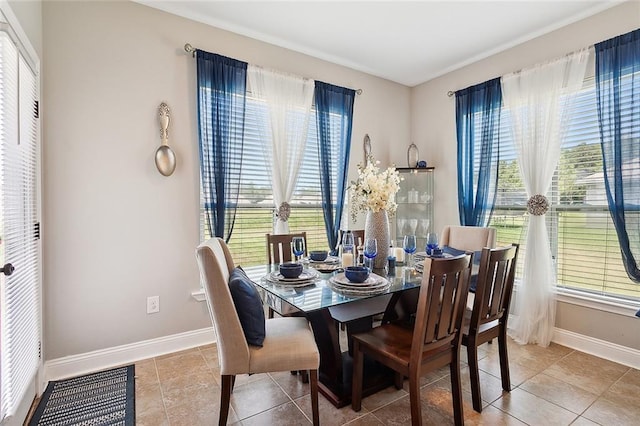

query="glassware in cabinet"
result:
[393,167,434,251]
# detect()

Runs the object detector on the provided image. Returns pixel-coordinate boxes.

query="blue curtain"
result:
[196,51,247,242]
[314,81,355,255]
[455,78,502,227]
[595,29,640,283]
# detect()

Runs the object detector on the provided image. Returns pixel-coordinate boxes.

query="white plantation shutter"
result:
[0,27,40,421]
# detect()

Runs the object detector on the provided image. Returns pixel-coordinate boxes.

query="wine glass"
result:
[363,238,378,270]
[342,231,355,250]
[292,236,305,263]
[403,235,417,268]
[426,232,439,255]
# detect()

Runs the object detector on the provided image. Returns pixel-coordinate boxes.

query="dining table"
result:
[244,261,424,408]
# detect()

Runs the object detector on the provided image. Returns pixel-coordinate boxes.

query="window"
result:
[201,93,341,266]
[0,22,40,420]
[485,75,640,302]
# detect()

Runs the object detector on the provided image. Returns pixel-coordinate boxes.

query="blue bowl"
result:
[279,262,303,279]
[309,250,328,261]
[344,266,370,283]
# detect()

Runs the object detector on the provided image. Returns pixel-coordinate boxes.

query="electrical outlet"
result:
[147,296,160,314]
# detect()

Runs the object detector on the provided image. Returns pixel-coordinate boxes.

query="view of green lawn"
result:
[491,210,639,300]
[215,206,639,301]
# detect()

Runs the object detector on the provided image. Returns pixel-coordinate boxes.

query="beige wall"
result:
[41,0,410,359]
[411,1,640,349]
[32,0,640,359]
[8,0,42,58]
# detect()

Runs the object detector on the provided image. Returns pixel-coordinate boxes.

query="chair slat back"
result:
[472,245,519,329]
[412,254,473,361]
[266,232,307,264]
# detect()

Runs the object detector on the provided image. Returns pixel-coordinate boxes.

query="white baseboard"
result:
[44,327,215,385]
[42,325,639,392]
[553,327,640,369]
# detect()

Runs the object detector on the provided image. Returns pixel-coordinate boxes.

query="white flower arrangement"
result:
[349,156,401,221]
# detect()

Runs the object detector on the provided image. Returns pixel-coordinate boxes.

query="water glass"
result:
[363,238,378,270]
[426,232,439,255]
[292,236,305,262]
[403,235,417,268]
[342,231,355,250]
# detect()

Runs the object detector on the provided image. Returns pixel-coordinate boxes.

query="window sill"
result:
[191,289,206,302]
[556,288,639,317]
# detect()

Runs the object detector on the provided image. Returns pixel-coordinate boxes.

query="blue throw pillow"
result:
[228,267,265,347]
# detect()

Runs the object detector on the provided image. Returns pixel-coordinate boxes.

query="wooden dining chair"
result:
[351,254,473,426]
[196,237,320,425]
[266,232,307,264]
[462,244,519,413]
[265,232,307,319]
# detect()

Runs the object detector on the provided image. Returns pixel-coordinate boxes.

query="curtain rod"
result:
[447,45,594,97]
[184,43,363,95]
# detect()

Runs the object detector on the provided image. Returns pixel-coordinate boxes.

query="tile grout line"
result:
[153,357,172,425]
[575,365,633,423]
[268,371,314,424]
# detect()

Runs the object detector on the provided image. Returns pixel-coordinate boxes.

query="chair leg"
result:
[300,370,309,383]
[408,371,422,426]
[309,369,320,426]
[449,356,464,426]
[466,341,483,413]
[219,375,234,426]
[351,341,364,412]
[394,372,404,390]
[498,325,511,392]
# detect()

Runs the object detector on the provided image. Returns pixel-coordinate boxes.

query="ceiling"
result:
[136,1,621,87]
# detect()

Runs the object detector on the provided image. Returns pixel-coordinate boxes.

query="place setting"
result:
[305,250,342,273]
[327,266,390,297]
[265,262,320,288]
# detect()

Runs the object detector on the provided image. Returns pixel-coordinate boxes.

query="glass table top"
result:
[244,264,423,314]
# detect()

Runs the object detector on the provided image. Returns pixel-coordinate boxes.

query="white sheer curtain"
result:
[247,66,314,234]
[502,48,590,346]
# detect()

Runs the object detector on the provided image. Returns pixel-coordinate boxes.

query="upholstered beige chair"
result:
[440,225,497,251]
[196,238,320,425]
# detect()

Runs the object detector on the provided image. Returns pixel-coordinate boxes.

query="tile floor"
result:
[134,337,640,425]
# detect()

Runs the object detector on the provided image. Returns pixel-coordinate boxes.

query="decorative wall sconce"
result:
[363,134,371,166]
[155,102,176,176]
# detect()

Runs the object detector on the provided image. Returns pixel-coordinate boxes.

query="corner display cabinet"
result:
[393,167,435,250]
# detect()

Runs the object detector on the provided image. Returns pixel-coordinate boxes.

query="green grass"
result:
[491,211,639,300]
[224,207,330,266]
[207,207,639,301]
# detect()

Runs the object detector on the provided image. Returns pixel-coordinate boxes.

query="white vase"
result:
[364,210,390,270]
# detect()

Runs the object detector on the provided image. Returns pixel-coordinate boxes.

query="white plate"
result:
[414,252,428,261]
[265,269,319,285]
[308,255,340,264]
[327,280,391,297]
[309,263,341,273]
[330,272,386,287]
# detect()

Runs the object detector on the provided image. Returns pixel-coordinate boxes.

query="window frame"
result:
[484,74,640,311]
